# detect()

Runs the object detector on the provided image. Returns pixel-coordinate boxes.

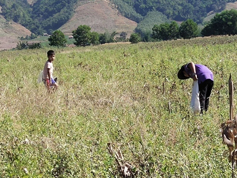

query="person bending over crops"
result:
[42,50,58,91]
[178,62,214,114]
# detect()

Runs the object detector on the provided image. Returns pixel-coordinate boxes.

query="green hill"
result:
[0,0,237,36]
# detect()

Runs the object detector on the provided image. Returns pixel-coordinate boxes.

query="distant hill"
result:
[60,0,137,36]
[1,0,237,50]
[204,1,237,23]
[0,14,31,50]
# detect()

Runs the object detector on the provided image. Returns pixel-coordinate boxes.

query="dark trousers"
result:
[199,79,214,113]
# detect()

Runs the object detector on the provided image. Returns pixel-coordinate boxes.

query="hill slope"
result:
[60,0,137,36]
[0,14,31,50]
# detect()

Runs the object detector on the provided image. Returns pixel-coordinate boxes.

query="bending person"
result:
[178,62,214,114]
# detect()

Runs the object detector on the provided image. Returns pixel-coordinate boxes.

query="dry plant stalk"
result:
[229,74,234,120]
[221,74,237,177]
[107,143,135,177]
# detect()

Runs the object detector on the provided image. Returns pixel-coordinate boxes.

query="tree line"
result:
[16,9,237,49]
[111,0,235,23]
[0,0,236,37]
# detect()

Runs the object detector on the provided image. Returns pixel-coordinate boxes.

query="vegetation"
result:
[0,0,78,35]
[73,25,93,47]
[1,0,236,38]
[16,41,41,50]
[1,36,237,177]
[202,9,237,36]
[112,0,235,23]
[135,11,170,36]
[152,21,180,41]
[129,33,141,43]
[179,19,198,39]
[48,30,67,47]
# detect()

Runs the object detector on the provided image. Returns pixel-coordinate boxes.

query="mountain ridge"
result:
[1,0,237,50]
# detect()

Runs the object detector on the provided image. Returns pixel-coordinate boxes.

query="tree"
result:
[90,32,100,45]
[152,21,179,41]
[48,30,67,47]
[120,32,127,40]
[202,10,237,36]
[99,32,113,44]
[129,33,141,43]
[169,21,179,40]
[179,19,198,39]
[73,25,91,47]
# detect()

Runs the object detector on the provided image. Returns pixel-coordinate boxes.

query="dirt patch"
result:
[27,0,36,5]
[226,2,237,10]
[0,16,31,51]
[60,0,137,37]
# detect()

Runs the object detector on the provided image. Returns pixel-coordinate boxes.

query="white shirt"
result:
[43,60,53,80]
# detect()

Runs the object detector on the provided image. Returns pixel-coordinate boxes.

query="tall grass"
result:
[0,36,237,177]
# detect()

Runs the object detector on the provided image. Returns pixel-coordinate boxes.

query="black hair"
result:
[177,65,189,80]
[47,50,55,57]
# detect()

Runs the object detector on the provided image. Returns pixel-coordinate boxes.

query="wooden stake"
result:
[229,74,234,120]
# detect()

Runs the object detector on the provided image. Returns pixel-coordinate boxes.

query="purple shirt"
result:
[184,64,214,84]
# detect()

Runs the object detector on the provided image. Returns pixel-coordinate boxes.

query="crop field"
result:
[1,36,237,177]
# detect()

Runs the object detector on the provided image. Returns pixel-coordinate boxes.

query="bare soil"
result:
[225,2,237,10]
[0,15,31,51]
[60,0,137,37]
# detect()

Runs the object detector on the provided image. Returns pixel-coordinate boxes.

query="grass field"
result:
[0,36,237,177]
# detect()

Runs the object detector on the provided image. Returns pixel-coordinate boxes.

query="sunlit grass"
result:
[0,35,237,177]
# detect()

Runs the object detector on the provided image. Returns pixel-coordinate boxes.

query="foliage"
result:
[28,42,41,49]
[16,41,41,50]
[129,33,141,43]
[141,31,153,42]
[179,19,198,39]
[1,0,236,38]
[201,9,237,36]
[135,11,170,36]
[120,32,127,40]
[110,0,143,22]
[20,33,37,40]
[90,32,100,45]
[73,25,91,47]
[48,30,67,47]
[99,32,119,44]
[16,41,29,50]
[112,0,234,23]
[0,0,78,35]
[152,21,180,41]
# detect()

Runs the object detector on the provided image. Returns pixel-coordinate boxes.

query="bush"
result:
[48,30,67,47]
[129,33,141,43]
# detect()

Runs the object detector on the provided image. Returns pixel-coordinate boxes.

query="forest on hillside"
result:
[111,0,236,34]
[0,0,236,35]
[0,0,78,35]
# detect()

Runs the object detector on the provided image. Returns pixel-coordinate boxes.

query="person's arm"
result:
[188,62,198,81]
[47,68,51,90]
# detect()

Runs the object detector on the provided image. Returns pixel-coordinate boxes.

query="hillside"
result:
[60,0,137,36]
[0,14,31,50]
[204,1,237,23]
[1,0,237,50]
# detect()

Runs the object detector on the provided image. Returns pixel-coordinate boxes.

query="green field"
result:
[0,36,237,177]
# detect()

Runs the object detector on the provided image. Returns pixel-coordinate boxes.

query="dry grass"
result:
[0,36,237,176]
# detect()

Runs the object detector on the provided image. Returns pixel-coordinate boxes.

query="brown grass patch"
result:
[60,0,137,36]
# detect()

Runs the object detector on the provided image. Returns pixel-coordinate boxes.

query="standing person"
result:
[177,62,214,114]
[42,50,58,91]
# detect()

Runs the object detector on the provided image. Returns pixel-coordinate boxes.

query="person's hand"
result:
[193,74,198,81]
[51,78,56,84]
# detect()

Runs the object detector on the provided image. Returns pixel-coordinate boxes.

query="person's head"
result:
[47,50,55,61]
[177,65,189,80]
